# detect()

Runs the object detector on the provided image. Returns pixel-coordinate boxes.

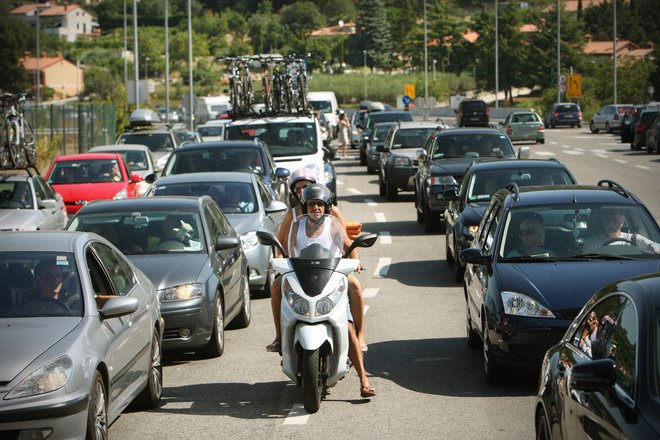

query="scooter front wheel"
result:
[302,348,322,413]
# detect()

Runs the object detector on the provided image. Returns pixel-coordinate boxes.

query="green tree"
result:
[0,15,31,92]
[83,66,118,100]
[351,0,394,70]
[279,2,325,40]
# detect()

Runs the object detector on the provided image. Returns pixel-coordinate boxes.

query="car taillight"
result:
[486,107,490,116]
[539,123,545,131]
[613,114,619,121]
[554,112,559,118]
[636,123,646,132]
[578,112,582,119]
[506,127,512,134]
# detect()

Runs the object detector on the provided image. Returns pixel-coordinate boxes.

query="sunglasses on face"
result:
[306,200,325,208]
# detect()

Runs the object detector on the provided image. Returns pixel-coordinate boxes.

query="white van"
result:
[199,95,231,122]
[309,91,339,138]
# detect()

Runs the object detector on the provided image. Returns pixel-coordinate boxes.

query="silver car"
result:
[0,231,164,439]
[145,172,288,296]
[88,144,156,196]
[0,170,68,231]
[590,104,633,133]
[66,196,250,357]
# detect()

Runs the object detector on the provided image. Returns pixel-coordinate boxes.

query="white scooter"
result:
[257,214,377,413]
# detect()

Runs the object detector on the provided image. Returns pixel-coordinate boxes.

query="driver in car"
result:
[582,208,659,254]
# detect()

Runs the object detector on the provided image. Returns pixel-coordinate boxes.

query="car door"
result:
[87,241,151,408]
[203,201,243,318]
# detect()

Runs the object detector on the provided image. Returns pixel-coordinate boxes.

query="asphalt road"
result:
[109,125,658,440]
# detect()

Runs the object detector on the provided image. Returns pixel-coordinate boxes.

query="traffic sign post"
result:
[404,84,416,100]
[566,74,582,99]
[402,95,412,105]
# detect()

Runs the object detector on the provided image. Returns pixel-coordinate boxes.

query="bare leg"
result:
[267,276,282,350]
[348,273,366,350]
[341,143,348,157]
[348,322,375,397]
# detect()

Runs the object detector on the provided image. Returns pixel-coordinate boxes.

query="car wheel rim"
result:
[216,297,224,346]
[243,280,251,320]
[482,325,491,374]
[94,380,108,439]
[151,334,163,398]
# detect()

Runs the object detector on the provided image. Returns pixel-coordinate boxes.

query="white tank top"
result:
[295,217,335,255]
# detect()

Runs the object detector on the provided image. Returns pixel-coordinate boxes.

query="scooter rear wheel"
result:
[302,348,322,413]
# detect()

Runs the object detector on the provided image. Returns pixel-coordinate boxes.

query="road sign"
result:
[559,84,566,93]
[402,95,412,105]
[404,84,416,99]
[559,74,567,84]
[566,74,582,98]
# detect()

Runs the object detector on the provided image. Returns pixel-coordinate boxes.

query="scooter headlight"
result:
[282,277,310,316]
[315,277,347,316]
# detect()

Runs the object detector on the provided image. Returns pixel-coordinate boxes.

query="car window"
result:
[373,125,394,142]
[0,181,33,209]
[89,242,136,296]
[430,133,515,159]
[466,168,573,203]
[391,128,438,149]
[226,122,318,157]
[556,104,579,113]
[572,294,637,398]
[0,252,82,317]
[461,101,486,112]
[48,159,123,184]
[256,178,272,208]
[310,100,333,113]
[119,132,174,152]
[164,148,263,176]
[478,202,502,255]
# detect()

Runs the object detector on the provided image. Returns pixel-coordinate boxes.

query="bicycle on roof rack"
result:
[0,92,36,169]
[222,56,254,117]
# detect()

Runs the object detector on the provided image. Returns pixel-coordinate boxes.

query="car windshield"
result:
[310,100,333,113]
[118,132,174,152]
[461,101,486,111]
[466,169,574,202]
[163,148,263,176]
[0,252,83,318]
[197,125,225,138]
[510,113,540,123]
[97,150,149,172]
[498,204,660,260]
[372,125,394,142]
[289,215,346,259]
[431,133,515,159]
[152,182,257,214]
[0,181,33,209]
[226,122,318,157]
[391,128,438,149]
[48,159,122,184]
[68,211,206,254]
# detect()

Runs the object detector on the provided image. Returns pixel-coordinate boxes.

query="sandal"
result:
[360,385,376,398]
[266,340,281,353]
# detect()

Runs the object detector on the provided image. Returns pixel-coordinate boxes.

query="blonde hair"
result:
[520,217,545,244]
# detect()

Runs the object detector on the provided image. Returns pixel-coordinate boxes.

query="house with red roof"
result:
[20,54,84,99]
[11,2,96,42]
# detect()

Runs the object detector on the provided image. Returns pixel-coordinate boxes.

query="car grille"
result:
[553,309,581,321]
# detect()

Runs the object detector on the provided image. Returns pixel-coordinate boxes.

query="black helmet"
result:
[301,183,333,215]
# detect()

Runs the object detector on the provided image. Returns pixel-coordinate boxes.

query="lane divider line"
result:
[375,213,386,223]
[379,231,391,244]
[375,257,391,277]
[363,287,379,298]
[635,165,650,170]
[593,153,608,159]
[348,188,362,195]
[283,404,310,425]
[614,159,627,164]
[365,198,377,207]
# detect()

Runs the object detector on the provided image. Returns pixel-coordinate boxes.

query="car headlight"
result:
[501,291,555,318]
[324,169,334,185]
[240,231,258,251]
[159,283,204,302]
[6,355,73,399]
[392,156,411,166]
[462,225,479,237]
[428,175,457,186]
[282,276,310,316]
[114,188,128,199]
[315,277,346,316]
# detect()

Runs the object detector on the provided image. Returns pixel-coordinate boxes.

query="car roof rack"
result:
[505,181,520,201]
[597,179,630,198]
[0,164,40,176]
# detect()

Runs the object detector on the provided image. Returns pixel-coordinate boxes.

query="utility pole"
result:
[495,0,499,108]
[613,0,617,104]
[165,0,170,122]
[557,0,561,103]
[133,0,140,109]
[187,0,194,131]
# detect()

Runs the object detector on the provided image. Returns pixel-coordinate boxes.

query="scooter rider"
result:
[269,167,368,352]
[290,183,375,398]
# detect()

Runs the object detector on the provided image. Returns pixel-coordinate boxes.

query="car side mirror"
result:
[256,230,287,258]
[376,145,385,152]
[344,233,378,258]
[275,167,290,180]
[215,235,241,251]
[444,188,458,201]
[518,146,530,159]
[39,199,57,209]
[459,248,490,267]
[499,121,504,126]
[416,149,428,161]
[144,173,157,184]
[265,200,288,214]
[569,359,616,391]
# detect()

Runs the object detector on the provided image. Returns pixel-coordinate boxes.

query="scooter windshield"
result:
[289,214,346,259]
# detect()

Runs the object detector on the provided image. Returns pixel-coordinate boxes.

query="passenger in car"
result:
[506,215,555,257]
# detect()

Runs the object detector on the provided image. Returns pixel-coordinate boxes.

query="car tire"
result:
[535,410,551,440]
[589,121,598,134]
[86,371,108,440]
[198,295,224,358]
[423,204,441,233]
[230,276,251,329]
[454,252,465,283]
[445,231,454,265]
[135,330,163,409]
[578,123,582,128]
[538,139,545,144]
[483,318,500,384]
[386,178,398,202]
[378,176,386,197]
[465,301,480,350]
[359,149,367,166]
[415,190,424,224]
[606,122,612,133]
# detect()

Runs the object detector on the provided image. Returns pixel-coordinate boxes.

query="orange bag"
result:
[345,221,362,241]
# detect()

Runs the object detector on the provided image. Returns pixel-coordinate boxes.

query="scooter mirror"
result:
[257,230,287,258]
[344,233,378,258]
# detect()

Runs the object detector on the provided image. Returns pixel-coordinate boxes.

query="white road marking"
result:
[535,151,556,156]
[348,188,362,195]
[591,149,610,154]
[379,231,391,244]
[635,165,651,170]
[375,258,391,277]
[283,404,310,425]
[550,141,558,145]
[562,150,584,155]
[363,287,379,298]
[561,144,571,148]
[365,198,377,207]
[374,212,387,223]
[614,159,627,164]
[364,305,370,315]
[336,180,344,186]
[574,147,584,151]
[593,153,608,159]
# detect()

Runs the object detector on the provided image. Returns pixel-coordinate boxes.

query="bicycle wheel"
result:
[229,77,240,114]
[272,76,282,113]
[262,76,272,113]
[13,143,28,168]
[298,73,309,113]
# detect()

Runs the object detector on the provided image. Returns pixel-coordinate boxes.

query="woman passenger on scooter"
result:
[268,167,368,354]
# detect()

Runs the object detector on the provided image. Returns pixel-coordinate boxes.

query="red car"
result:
[45,153,143,214]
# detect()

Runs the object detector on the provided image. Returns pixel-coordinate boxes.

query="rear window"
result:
[618,106,633,114]
[461,101,487,111]
[555,104,579,113]
[367,113,413,130]
[310,100,333,113]
[641,111,658,123]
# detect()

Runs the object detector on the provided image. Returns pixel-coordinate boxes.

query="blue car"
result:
[460,180,660,383]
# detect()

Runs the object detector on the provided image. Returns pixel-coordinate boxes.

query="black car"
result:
[359,110,413,165]
[632,107,659,151]
[378,120,445,201]
[445,159,577,282]
[67,196,251,357]
[455,99,489,127]
[535,273,660,440]
[413,128,529,232]
[619,105,645,144]
[460,180,660,384]
[544,103,582,128]
[157,140,291,204]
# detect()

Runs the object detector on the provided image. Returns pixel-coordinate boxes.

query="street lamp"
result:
[613,0,617,104]
[423,0,428,102]
[363,50,367,100]
[433,59,437,80]
[145,57,149,80]
[165,0,170,121]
